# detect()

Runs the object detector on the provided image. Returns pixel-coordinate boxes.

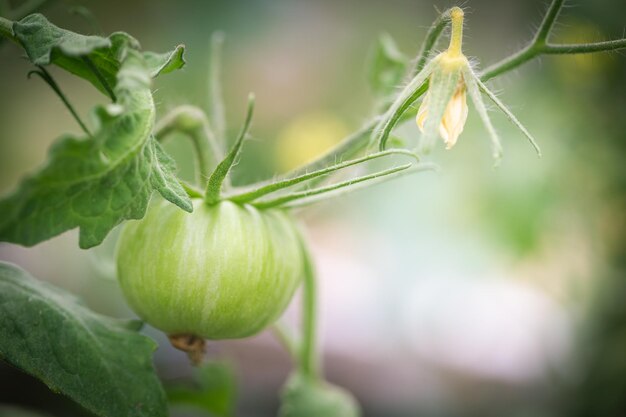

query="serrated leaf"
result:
[0,262,167,417]
[167,362,236,417]
[12,13,185,97]
[279,373,360,417]
[0,49,192,249]
[368,33,408,97]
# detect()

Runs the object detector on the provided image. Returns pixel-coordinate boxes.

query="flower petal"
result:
[419,65,462,154]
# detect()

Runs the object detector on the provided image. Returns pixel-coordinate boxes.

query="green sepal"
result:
[419,58,461,153]
[0,262,168,417]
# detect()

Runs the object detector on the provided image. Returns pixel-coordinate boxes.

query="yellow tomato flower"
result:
[415,7,469,151]
[377,6,540,161]
[416,82,468,149]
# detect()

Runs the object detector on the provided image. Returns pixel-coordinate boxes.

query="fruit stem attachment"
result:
[155,105,221,187]
[299,238,319,379]
[169,334,206,366]
[447,7,464,57]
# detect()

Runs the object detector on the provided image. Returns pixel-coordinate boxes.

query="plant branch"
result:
[410,8,452,77]
[532,0,564,45]
[543,39,626,54]
[155,105,221,188]
[377,61,434,150]
[480,0,626,81]
[28,67,92,136]
[299,239,319,378]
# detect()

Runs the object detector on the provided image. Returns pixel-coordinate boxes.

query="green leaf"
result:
[368,33,407,97]
[0,262,168,417]
[0,49,192,249]
[12,14,185,98]
[143,44,186,77]
[279,373,360,417]
[167,361,236,417]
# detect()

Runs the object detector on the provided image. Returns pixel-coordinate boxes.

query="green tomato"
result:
[116,199,304,340]
[279,373,360,417]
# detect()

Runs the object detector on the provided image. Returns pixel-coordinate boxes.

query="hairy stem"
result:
[543,39,626,54]
[409,8,451,77]
[299,239,319,378]
[479,45,535,81]
[532,0,564,45]
[155,106,220,187]
[447,7,464,57]
[28,67,92,136]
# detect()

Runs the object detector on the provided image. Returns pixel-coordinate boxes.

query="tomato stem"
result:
[155,105,221,188]
[299,238,319,379]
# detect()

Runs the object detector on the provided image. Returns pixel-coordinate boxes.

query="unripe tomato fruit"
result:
[116,199,304,340]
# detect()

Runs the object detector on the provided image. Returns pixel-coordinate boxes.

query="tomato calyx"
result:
[169,333,206,365]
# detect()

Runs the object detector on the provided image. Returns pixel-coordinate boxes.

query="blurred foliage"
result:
[274,112,349,172]
[167,362,236,417]
[0,406,54,417]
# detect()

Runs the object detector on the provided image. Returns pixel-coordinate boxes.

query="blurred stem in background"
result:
[558,65,626,417]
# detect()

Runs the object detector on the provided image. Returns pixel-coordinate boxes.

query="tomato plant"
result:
[0,1,625,416]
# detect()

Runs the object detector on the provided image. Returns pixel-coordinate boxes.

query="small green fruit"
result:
[279,373,360,417]
[116,199,303,340]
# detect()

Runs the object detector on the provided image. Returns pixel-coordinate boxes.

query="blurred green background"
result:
[1,0,625,416]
